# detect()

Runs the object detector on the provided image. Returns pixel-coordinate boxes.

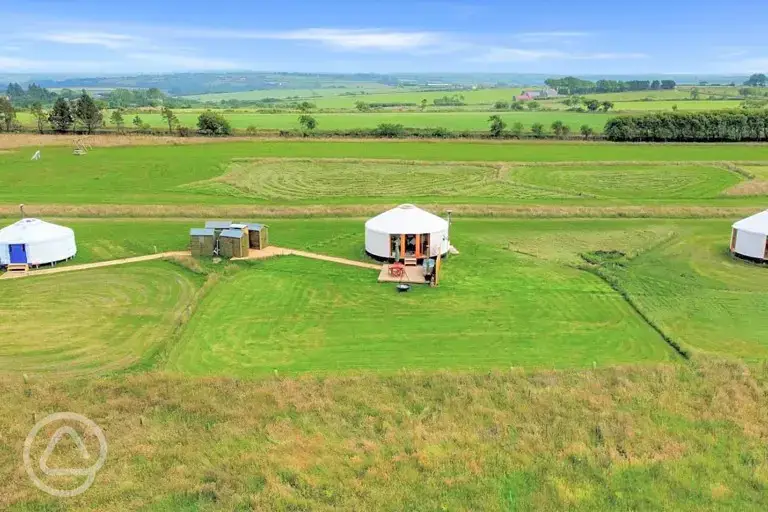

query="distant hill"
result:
[0,72,749,97]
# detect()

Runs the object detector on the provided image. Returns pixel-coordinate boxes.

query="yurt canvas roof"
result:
[365,204,448,234]
[733,210,768,235]
[0,218,73,244]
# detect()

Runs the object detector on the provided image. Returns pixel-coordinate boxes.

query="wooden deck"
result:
[378,264,428,284]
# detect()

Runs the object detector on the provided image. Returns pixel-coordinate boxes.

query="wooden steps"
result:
[6,263,29,274]
[404,257,418,266]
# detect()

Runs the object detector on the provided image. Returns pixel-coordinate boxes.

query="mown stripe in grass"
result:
[2,204,766,219]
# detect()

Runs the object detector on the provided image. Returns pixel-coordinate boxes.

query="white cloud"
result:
[162,27,443,51]
[471,47,648,63]
[36,31,141,49]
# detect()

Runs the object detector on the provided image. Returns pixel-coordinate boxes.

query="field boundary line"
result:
[577,257,691,361]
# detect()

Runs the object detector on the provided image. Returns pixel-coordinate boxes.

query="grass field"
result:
[0,261,202,374]
[181,84,394,102]
[5,217,768,378]
[5,135,768,510]
[15,110,613,133]
[2,141,768,208]
[4,360,768,511]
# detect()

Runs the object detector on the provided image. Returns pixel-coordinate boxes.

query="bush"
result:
[197,110,232,136]
[604,110,768,142]
[374,123,406,137]
[530,123,545,138]
[245,125,258,136]
[177,126,192,137]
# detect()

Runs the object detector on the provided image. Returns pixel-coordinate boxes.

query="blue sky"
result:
[1,0,766,75]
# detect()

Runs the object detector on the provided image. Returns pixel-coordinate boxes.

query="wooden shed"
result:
[219,228,249,258]
[205,220,233,237]
[247,223,269,249]
[189,228,216,257]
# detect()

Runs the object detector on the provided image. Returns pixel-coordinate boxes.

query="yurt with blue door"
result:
[0,218,76,267]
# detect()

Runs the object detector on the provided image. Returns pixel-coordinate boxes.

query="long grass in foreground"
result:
[2,359,767,511]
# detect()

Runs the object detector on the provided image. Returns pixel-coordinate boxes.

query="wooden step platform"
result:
[404,257,418,266]
[6,263,29,274]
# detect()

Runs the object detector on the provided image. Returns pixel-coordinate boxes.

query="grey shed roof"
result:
[247,223,265,230]
[220,228,245,238]
[190,228,215,236]
[230,223,248,229]
[205,220,233,229]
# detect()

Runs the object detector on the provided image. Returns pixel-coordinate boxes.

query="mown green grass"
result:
[2,141,768,207]
[510,163,740,200]
[612,228,768,359]
[0,261,203,374]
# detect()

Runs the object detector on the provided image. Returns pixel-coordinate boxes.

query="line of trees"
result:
[544,77,677,95]
[604,111,768,142]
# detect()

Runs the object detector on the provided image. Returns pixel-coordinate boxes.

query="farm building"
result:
[190,221,270,258]
[219,228,249,258]
[205,220,233,236]
[365,204,450,261]
[247,223,269,249]
[189,228,215,257]
[0,218,76,267]
[731,210,768,261]
[516,88,559,101]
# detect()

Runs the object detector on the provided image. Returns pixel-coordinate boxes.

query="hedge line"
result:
[605,110,768,142]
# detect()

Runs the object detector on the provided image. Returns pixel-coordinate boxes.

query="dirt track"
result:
[2,246,379,280]
[1,252,188,280]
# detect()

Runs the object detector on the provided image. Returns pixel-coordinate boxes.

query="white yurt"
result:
[365,204,450,260]
[0,218,77,266]
[731,210,768,261]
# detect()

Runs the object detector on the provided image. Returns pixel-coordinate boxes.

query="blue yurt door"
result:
[9,244,27,263]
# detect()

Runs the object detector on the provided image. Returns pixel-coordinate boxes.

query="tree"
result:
[585,99,601,112]
[0,97,15,132]
[133,115,143,130]
[197,110,232,135]
[488,115,506,138]
[601,101,614,112]
[30,102,47,133]
[161,106,179,134]
[530,122,545,138]
[48,98,74,133]
[660,80,677,90]
[580,124,594,139]
[493,100,509,110]
[526,100,541,111]
[510,122,525,138]
[551,120,570,139]
[298,114,318,134]
[690,88,701,100]
[110,109,125,133]
[650,80,661,90]
[297,101,314,112]
[73,91,103,134]
[355,101,370,112]
[744,73,768,87]
[420,99,427,111]
[671,104,678,111]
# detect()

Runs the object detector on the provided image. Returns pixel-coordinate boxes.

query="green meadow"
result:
[3,137,768,510]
